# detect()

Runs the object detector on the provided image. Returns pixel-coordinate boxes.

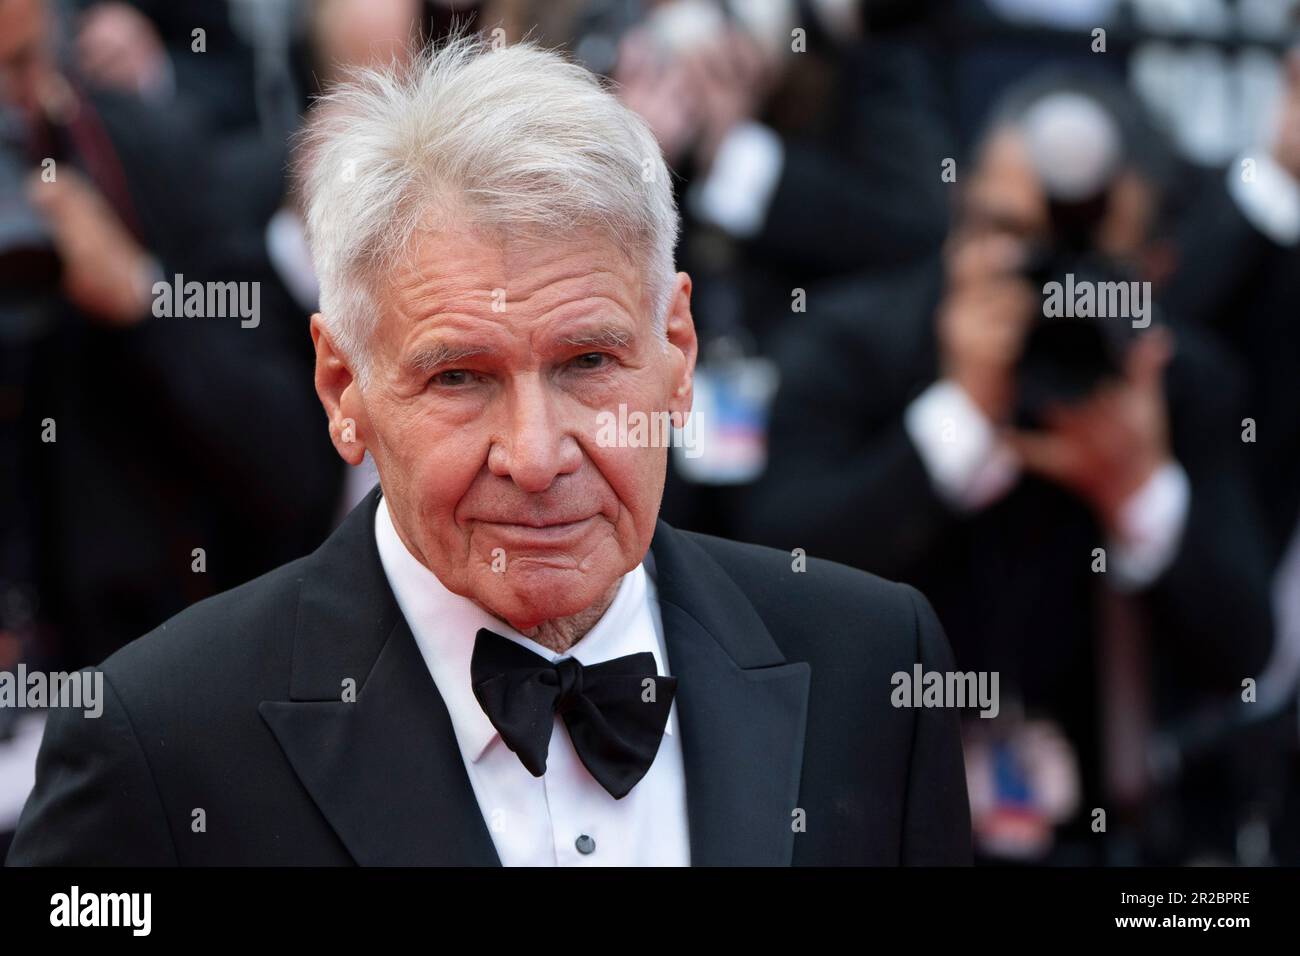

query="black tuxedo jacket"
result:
[7,489,971,866]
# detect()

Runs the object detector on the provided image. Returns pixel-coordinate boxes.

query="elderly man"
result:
[6,38,970,866]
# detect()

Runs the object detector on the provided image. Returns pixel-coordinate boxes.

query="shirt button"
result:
[575,834,596,855]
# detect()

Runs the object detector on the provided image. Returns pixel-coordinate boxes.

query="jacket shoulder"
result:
[95,554,309,698]
[668,528,924,653]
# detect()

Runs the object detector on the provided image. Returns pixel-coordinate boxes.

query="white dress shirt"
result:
[688,120,785,239]
[1227,148,1300,247]
[374,496,690,866]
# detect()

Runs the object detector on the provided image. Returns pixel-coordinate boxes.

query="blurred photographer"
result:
[0,0,339,681]
[587,0,953,527]
[742,72,1276,863]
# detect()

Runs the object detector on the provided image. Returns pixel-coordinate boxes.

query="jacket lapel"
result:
[648,521,812,865]
[257,489,810,866]
[259,488,501,865]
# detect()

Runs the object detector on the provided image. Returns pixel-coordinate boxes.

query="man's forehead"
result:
[383,228,649,321]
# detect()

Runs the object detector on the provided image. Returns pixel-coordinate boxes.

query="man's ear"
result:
[311,313,368,466]
[664,272,697,424]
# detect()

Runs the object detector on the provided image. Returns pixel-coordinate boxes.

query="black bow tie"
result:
[470,627,677,799]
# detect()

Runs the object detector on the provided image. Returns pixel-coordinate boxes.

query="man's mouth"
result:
[485,516,592,528]
[478,515,598,543]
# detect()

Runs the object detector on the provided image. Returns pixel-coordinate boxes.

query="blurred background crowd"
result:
[2,0,1299,866]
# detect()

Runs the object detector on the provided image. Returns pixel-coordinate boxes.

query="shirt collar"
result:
[373,495,670,765]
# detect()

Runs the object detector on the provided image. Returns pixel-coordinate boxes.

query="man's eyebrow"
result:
[407,342,492,373]
[556,326,635,350]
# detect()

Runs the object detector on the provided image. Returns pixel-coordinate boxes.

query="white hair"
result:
[296,35,680,381]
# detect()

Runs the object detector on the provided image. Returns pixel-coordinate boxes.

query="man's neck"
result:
[512,578,622,655]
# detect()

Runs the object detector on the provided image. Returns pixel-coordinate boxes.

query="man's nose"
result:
[487,378,582,493]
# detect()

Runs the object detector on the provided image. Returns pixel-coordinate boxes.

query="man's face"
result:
[955,129,1050,253]
[955,126,1156,264]
[313,228,696,632]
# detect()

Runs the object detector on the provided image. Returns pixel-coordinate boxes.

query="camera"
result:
[1010,90,1157,429]
[1013,235,1144,430]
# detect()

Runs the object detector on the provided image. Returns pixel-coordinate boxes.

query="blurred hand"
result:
[27,169,154,326]
[680,26,776,171]
[76,2,168,97]
[1009,328,1175,531]
[1272,47,1300,181]
[937,233,1037,421]
[614,29,700,167]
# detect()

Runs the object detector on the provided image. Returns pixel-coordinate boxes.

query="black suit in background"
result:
[741,38,953,286]
[1161,173,1300,566]
[1160,173,1300,864]
[7,488,971,866]
[20,90,341,672]
[660,31,954,537]
[73,0,264,134]
[739,258,1275,844]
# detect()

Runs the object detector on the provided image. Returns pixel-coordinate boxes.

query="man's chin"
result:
[472,563,617,633]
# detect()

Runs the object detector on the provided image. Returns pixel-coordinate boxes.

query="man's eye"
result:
[571,352,609,370]
[432,369,474,387]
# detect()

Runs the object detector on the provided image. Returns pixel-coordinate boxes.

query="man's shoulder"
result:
[96,553,310,699]
[666,527,924,652]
